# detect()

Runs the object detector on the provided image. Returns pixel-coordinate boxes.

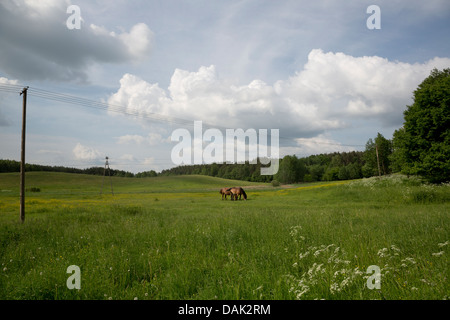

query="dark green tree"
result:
[375,132,392,175]
[362,138,377,177]
[392,68,450,183]
[362,133,392,177]
[275,155,306,183]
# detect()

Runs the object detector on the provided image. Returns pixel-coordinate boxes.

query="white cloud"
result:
[108,49,450,139]
[0,77,19,85]
[119,154,136,162]
[118,23,154,60]
[147,133,167,145]
[72,143,101,160]
[280,50,450,123]
[294,135,356,155]
[89,22,154,61]
[142,157,155,166]
[117,134,145,145]
[117,133,165,146]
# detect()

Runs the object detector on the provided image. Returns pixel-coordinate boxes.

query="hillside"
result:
[0,172,268,195]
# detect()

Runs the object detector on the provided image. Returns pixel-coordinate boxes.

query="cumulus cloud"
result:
[0,77,19,85]
[278,50,450,125]
[108,49,450,140]
[73,143,101,161]
[0,0,154,82]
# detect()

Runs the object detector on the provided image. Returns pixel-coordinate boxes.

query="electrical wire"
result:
[0,84,365,147]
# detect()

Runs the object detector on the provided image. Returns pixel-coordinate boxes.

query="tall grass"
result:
[0,173,448,299]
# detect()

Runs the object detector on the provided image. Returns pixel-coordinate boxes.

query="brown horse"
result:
[228,187,247,201]
[220,187,232,200]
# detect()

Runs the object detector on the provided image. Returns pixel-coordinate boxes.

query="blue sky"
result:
[1,0,449,173]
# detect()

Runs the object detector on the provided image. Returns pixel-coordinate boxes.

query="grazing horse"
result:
[228,187,247,201]
[220,187,232,200]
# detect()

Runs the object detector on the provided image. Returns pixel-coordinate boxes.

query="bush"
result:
[271,180,280,187]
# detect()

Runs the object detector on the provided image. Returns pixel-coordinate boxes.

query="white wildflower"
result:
[296,286,310,299]
[402,257,416,265]
[340,277,350,288]
[299,251,310,259]
[330,282,339,294]
[354,267,364,276]
[377,248,388,257]
[391,245,401,255]
[437,241,449,248]
[432,251,444,257]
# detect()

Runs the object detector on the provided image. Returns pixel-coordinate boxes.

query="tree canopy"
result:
[391,68,450,183]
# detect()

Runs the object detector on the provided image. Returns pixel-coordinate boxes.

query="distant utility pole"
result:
[101,156,114,195]
[20,86,29,223]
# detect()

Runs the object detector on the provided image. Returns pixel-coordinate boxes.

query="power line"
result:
[0,84,365,147]
[0,83,24,94]
[28,87,205,128]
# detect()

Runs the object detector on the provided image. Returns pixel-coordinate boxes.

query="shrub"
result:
[271,180,280,187]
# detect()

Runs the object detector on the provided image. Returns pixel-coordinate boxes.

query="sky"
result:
[0,0,449,173]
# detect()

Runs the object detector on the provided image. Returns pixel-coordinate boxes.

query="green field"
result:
[0,172,448,300]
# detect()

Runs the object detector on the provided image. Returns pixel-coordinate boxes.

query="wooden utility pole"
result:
[375,143,381,178]
[20,87,29,223]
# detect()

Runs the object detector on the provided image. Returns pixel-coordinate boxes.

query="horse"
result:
[227,187,247,201]
[219,187,232,200]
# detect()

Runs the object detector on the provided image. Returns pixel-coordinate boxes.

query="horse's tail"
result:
[242,188,247,200]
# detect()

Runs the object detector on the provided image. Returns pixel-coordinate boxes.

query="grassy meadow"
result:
[0,172,448,300]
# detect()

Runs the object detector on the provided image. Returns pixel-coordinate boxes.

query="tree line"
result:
[158,147,389,183]
[0,146,384,183]
[0,160,136,178]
